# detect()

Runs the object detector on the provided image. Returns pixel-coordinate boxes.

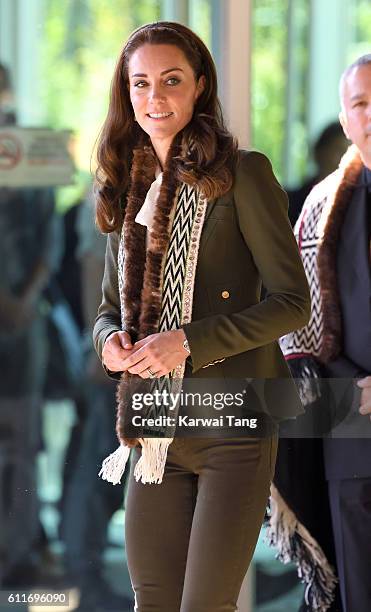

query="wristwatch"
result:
[183,338,191,354]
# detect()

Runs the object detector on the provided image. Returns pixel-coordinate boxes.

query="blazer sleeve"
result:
[93,230,122,364]
[182,151,311,373]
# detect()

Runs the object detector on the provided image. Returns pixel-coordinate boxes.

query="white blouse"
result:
[135,167,163,232]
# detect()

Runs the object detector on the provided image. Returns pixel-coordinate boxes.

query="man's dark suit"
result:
[324,167,371,611]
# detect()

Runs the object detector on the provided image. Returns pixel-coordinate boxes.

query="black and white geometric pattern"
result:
[146,183,199,426]
[159,183,198,333]
[280,196,326,358]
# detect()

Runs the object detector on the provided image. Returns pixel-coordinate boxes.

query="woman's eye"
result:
[134,81,147,88]
[166,77,180,86]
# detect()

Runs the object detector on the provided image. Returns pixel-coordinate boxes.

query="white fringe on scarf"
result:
[133,438,172,484]
[266,483,337,611]
[98,444,131,485]
[98,438,172,485]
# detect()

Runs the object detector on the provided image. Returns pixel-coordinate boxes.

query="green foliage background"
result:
[38,0,371,208]
[251,1,288,180]
[349,0,371,61]
[251,0,311,184]
[39,0,161,209]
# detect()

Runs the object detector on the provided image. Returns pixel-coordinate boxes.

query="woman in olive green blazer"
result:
[93,21,310,612]
[95,148,310,421]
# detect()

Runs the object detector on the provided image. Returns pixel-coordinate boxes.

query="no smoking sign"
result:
[0,127,74,186]
[0,132,22,169]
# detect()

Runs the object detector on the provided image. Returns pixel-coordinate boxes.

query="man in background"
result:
[271,54,371,612]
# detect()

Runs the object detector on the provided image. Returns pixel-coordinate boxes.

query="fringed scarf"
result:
[267,145,364,611]
[280,145,363,363]
[267,484,338,612]
[99,135,207,485]
[280,145,364,402]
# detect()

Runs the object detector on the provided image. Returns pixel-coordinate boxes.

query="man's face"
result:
[339,64,371,168]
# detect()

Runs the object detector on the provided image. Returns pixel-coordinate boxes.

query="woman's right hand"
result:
[102,330,133,372]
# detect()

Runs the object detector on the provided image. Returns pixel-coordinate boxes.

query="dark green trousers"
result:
[125,435,277,612]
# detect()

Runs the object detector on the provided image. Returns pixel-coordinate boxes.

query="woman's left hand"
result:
[120,329,189,378]
[358,376,371,420]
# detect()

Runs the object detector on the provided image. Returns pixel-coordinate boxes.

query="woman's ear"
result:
[195,75,206,100]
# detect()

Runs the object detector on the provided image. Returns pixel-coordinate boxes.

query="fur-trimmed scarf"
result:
[281,144,363,365]
[267,145,364,611]
[99,136,208,485]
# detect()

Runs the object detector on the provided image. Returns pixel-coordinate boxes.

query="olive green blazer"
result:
[94,151,311,420]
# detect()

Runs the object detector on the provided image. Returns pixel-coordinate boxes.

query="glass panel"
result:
[284,0,310,185]
[189,0,212,49]
[0,2,160,610]
[348,0,371,61]
[39,0,161,210]
[250,0,289,180]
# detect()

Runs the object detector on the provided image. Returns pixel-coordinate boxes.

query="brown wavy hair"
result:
[95,21,239,232]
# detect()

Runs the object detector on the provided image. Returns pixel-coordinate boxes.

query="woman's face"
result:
[128,44,205,157]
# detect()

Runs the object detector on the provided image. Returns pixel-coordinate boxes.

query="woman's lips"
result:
[146,112,174,120]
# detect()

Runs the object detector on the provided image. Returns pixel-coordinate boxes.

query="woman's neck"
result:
[150,137,173,171]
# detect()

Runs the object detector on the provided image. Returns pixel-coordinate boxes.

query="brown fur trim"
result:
[116,135,182,444]
[138,139,182,338]
[318,146,363,362]
[122,146,157,340]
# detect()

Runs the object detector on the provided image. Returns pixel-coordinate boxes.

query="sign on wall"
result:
[0,127,75,187]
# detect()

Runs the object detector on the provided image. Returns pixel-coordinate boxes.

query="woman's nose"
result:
[149,85,165,102]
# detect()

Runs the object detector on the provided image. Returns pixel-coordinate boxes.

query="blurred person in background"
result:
[47,197,86,504]
[60,192,131,611]
[0,63,61,586]
[0,62,16,125]
[286,121,348,226]
[270,54,371,612]
[93,21,310,611]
